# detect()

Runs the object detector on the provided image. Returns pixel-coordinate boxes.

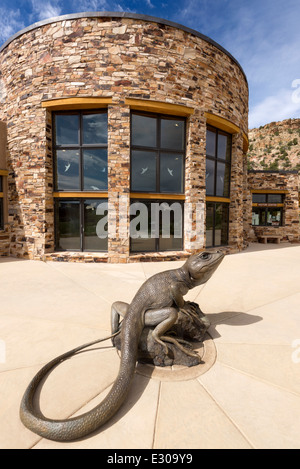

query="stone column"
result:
[44,109,55,255]
[228,131,244,250]
[184,110,206,252]
[107,104,131,262]
[285,173,300,242]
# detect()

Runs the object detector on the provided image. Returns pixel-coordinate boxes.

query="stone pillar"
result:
[184,110,206,252]
[243,155,255,244]
[44,109,55,255]
[284,173,300,242]
[107,104,131,262]
[228,131,244,250]
[0,121,10,256]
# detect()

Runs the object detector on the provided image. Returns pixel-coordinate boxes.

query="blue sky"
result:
[0,0,300,129]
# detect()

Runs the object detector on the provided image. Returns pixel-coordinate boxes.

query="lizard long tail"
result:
[20,310,143,442]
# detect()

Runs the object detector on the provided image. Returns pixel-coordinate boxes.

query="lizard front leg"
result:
[150,307,179,354]
[111,301,129,335]
[150,307,199,358]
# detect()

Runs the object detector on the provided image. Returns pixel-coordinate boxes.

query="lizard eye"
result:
[200,252,211,260]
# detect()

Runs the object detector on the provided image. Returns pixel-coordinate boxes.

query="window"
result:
[54,111,108,192]
[53,110,108,252]
[205,126,231,248]
[0,176,3,230]
[130,112,185,253]
[252,193,284,227]
[131,113,185,194]
[55,199,108,252]
[130,199,183,252]
[206,202,229,247]
[206,126,231,197]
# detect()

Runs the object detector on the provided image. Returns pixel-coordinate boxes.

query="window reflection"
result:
[206,130,216,157]
[205,159,215,196]
[83,149,108,191]
[216,162,230,197]
[206,202,229,247]
[160,153,183,193]
[83,113,108,145]
[56,150,80,190]
[161,119,184,150]
[54,111,108,253]
[55,199,108,252]
[54,111,108,192]
[131,113,185,194]
[206,126,231,198]
[130,200,183,252]
[131,151,156,191]
[252,207,282,227]
[84,199,108,251]
[56,201,81,251]
[217,132,231,161]
[55,114,79,145]
[132,114,157,147]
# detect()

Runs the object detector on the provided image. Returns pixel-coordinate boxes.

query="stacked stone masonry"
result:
[0,13,249,261]
[245,171,300,243]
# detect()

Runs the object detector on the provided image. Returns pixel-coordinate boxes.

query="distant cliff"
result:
[247,118,300,172]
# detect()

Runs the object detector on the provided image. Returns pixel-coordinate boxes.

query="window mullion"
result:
[80,199,84,252]
[214,131,219,197]
[157,117,160,193]
[79,112,83,191]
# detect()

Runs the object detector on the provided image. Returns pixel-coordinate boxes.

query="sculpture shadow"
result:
[206,311,263,339]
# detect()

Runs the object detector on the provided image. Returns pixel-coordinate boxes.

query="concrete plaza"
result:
[1,243,300,449]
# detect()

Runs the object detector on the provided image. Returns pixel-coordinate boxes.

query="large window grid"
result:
[205,126,232,248]
[53,110,108,252]
[53,111,108,192]
[206,202,229,248]
[55,198,108,252]
[130,199,184,253]
[130,112,186,253]
[130,112,186,194]
[206,126,232,198]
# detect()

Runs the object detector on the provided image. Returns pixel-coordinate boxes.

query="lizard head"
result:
[184,250,225,287]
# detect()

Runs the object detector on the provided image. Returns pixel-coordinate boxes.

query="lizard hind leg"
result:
[160,336,199,358]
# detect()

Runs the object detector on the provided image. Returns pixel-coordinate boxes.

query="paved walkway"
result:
[1,243,300,449]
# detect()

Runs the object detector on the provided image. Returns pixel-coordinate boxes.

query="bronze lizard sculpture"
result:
[20,250,224,442]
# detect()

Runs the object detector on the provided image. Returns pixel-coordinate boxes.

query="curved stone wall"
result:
[0,13,248,260]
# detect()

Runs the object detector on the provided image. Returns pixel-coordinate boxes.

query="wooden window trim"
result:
[125,98,194,117]
[42,97,112,111]
[53,192,109,198]
[205,112,248,152]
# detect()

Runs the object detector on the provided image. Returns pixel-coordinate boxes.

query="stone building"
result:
[0,12,250,262]
[245,170,300,244]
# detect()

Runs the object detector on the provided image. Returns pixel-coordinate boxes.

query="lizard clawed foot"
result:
[160,335,199,358]
[153,337,170,355]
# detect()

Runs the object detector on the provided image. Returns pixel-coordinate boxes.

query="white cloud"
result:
[0,8,25,43]
[174,0,300,128]
[30,0,62,21]
[145,0,155,8]
[71,0,110,12]
[249,86,300,128]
